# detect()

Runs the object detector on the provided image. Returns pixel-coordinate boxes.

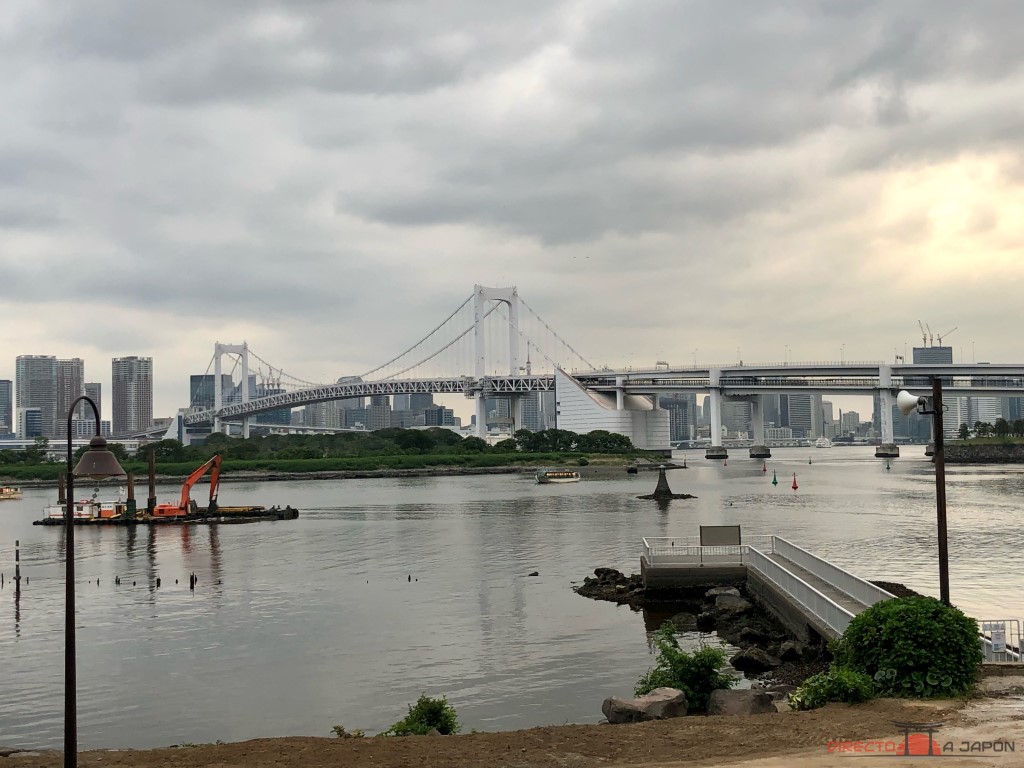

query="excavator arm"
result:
[178,454,223,510]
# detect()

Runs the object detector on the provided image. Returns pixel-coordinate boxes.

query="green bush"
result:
[384,695,460,736]
[789,666,875,710]
[635,623,735,713]
[832,596,982,698]
[331,725,365,738]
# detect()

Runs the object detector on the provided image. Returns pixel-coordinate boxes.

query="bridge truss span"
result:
[183,375,555,426]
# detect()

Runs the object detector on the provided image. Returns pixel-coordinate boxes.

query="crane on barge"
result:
[151,454,222,518]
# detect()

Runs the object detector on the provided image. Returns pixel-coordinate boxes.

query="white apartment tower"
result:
[112,356,153,435]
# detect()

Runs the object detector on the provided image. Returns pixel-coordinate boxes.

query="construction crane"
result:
[918,321,928,347]
[152,455,222,518]
[936,326,958,346]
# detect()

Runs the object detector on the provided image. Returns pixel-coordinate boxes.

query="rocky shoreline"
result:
[573,568,921,690]
[574,568,827,688]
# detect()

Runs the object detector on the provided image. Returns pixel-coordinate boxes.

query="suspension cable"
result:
[382,303,501,380]
[520,297,595,370]
[361,293,473,380]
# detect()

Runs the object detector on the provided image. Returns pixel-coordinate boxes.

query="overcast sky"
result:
[2,1,1023,421]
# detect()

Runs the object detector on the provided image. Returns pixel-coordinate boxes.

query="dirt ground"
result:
[0,699,988,768]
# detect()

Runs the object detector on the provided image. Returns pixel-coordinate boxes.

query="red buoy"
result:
[762,462,767,473]
[792,473,799,491]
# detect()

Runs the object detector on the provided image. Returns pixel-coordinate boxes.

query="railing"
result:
[979,620,1023,663]
[772,538,894,607]
[642,536,775,566]
[744,547,856,636]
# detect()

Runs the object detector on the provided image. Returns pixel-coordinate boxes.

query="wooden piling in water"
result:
[58,473,67,505]
[127,471,137,517]
[15,540,20,595]
[147,450,156,514]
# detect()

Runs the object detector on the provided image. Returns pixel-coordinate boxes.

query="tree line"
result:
[0,428,635,467]
[956,419,1024,440]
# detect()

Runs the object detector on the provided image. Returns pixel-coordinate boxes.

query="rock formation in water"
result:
[637,468,696,500]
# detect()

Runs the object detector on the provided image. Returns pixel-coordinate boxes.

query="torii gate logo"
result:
[827,720,1017,757]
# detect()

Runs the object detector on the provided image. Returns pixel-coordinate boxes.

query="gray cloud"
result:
[2,0,1024,417]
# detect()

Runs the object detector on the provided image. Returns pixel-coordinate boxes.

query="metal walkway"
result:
[765,552,868,616]
[641,533,1021,661]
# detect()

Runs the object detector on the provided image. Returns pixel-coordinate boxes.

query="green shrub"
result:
[384,695,460,736]
[789,666,875,710]
[635,623,735,713]
[832,596,982,698]
[331,725,365,738]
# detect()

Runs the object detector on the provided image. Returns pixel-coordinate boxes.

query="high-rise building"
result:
[367,395,391,430]
[520,393,543,431]
[189,374,235,410]
[782,393,822,438]
[85,382,101,413]
[16,355,58,437]
[409,393,434,414]
[112,356,153,435]
[0,379,11,434]
[57,358,85,426]
[17,407,44,439]
[662,394,697,442]
[424,406,455,426]
[721,400,751,437]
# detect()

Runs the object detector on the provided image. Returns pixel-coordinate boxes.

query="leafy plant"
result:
[831,596,982,698]
[331,725,365,738]
[384,694,460,736]
[789,666,875,710]
[635,622,735,713]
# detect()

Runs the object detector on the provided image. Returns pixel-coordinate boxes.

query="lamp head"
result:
[896,390,927,416]
[73,435,127,480]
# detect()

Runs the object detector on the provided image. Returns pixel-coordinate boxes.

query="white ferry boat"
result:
[535,468,581,484]
[814,437,833,448]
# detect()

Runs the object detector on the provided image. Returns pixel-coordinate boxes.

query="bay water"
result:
[0,446,1020,748]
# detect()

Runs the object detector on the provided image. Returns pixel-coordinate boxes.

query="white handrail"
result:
[773,537,894,607]
[745,547,855,636]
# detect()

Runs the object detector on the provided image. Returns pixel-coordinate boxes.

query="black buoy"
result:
[408,574,411,582]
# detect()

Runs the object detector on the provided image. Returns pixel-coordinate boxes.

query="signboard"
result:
[700,525,741,546]
[983,622,1006,653]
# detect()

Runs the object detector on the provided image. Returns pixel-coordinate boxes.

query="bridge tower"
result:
[213,342,251,437]
[472,285,523,438]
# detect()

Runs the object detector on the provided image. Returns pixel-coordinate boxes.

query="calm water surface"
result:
[0,447,1021,748]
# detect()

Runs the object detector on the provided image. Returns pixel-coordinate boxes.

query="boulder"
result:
[696,611,718,632]
[766,684,797,701]
[601,688,688,724]
[778,641,803,662]
[729,647,781,673]
[707,689,776,716]
[715,594,752,617]
[705,586,741,601]
[738,626,771,646]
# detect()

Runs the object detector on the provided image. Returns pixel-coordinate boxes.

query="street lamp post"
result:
[64,396,126,768]
[896,378,950,605]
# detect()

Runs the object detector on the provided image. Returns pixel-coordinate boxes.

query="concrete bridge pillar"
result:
[749,396,770,459]
[615,376,625,410]
[875,364,899,458]
[706,371,727,460]
[475,393,487,439]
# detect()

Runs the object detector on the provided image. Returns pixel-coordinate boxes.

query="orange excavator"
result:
[151,455,222,518]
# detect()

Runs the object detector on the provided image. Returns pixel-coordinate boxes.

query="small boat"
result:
[814,437,833,448]
[46,501,103,521]
[0,485,23,501]
[535,468,581,484]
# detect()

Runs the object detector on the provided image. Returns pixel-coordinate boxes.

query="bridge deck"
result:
[765,551,867,615]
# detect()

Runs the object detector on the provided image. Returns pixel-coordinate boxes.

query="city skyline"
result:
[2,3,1024,422]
